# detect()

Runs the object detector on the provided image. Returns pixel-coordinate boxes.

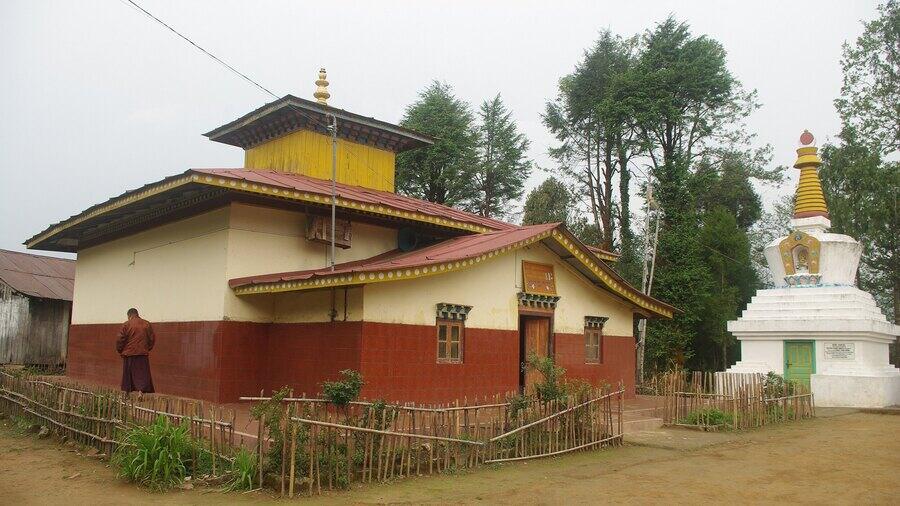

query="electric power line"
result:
[120,0,279,99]
[119,0,398,192]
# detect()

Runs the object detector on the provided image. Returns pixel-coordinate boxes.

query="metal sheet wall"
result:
[0,281,71,365]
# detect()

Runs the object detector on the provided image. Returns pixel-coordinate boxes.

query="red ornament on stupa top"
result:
[799,130,815,146]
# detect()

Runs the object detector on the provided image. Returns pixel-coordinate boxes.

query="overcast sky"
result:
[0,0,879,257]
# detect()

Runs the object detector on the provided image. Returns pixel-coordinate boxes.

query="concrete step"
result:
[741,309,885,319]
[748,301,879,310]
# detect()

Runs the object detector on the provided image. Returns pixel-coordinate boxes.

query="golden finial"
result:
[314,68,330,105]
[792,130,829,219]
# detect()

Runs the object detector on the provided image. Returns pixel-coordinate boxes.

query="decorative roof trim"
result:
[25,170,497,249]
[436,303,472,321]
[232,229,553,295]
[548,229,675,318]
[192,172,493,233]
[231,225,676,319]
[585,316,609,328]
[518,292,561,310]
[25,174,196,249]
[586,246,619,262]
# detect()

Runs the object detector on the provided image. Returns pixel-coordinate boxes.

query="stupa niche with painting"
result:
[727,131,899,408]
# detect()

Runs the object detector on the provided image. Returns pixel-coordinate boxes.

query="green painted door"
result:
[784,341,815,386]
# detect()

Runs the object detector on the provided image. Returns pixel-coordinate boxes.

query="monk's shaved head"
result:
[127,308,139,317]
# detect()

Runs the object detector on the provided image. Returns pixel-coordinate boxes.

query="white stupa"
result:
[727,131,899,408]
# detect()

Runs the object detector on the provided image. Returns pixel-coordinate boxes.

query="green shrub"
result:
[564,378,595,400]
[364,398,394,430]
[681,408,733,427]
[113,415,192,491]
[507,394,529,419]
[250,387,295,476]
[526,354,567,403]
[763,372,786,397]
[224,448,257,491]
[322,369,364,406]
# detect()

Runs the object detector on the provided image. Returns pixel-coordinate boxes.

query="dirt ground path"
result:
[1,411,897,505]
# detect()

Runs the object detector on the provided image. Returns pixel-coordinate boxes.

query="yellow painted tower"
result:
[792,130,829,219]
[204,69,432,192]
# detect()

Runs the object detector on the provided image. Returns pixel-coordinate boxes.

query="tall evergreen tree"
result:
[396,82,478,209]
[473,95,531,219]
[543,31,639,251]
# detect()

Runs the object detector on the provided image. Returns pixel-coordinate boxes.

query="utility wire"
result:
[120,0,279,99]
[119,0,397,192]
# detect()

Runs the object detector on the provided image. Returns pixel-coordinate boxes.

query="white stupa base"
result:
[727,285,900,408]
[812,373,900,408]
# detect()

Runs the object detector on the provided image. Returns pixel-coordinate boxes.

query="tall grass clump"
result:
[223,448,257,491]
[113,415,192,491]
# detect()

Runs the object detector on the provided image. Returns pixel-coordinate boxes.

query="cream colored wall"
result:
[272,288,364,323]
[362,243,635,336]
[520,247,634,335]
[223,203,396,322]
[71,208,231,324]
[72,203,398,324]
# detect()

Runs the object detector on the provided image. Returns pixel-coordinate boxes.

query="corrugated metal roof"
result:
[195,169,516,232]
[0,249,75,301]
[229,223,556,288]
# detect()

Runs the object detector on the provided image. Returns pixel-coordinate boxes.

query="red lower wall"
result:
[553,332,636,396]
[264,322,363,396]
[67,321,635,403]
[360,322,520,404]
[67,321,268,401]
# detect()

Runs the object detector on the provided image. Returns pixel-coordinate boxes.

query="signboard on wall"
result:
[522,261,556,296]
[824,342,856,361]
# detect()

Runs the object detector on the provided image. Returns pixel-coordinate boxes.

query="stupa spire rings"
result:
[792,130,829,219]
[314,68,330,105]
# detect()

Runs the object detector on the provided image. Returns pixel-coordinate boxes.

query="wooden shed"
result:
[0,249,75,366]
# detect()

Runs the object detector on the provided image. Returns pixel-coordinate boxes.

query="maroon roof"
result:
[230,223,557,288]
[0,249,75,301]
[195,169,515,232]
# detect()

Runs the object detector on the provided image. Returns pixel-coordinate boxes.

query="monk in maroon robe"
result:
[116,308,155,394]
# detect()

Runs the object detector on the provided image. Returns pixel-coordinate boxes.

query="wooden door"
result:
[522,317,550,393]
[784,341,815,387]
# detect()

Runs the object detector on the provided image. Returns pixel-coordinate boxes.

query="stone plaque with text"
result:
[824,342,855,361]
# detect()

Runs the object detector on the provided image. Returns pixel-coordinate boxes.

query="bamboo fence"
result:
[658,369,815,430]
[0,370,236,474]
[242,385,624,497]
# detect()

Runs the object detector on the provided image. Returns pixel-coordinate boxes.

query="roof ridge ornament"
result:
[314,68,330,105]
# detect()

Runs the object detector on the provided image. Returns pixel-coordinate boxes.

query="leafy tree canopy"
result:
[821,127,898,322]
[521,177,572,226]
[834,0,900,155]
